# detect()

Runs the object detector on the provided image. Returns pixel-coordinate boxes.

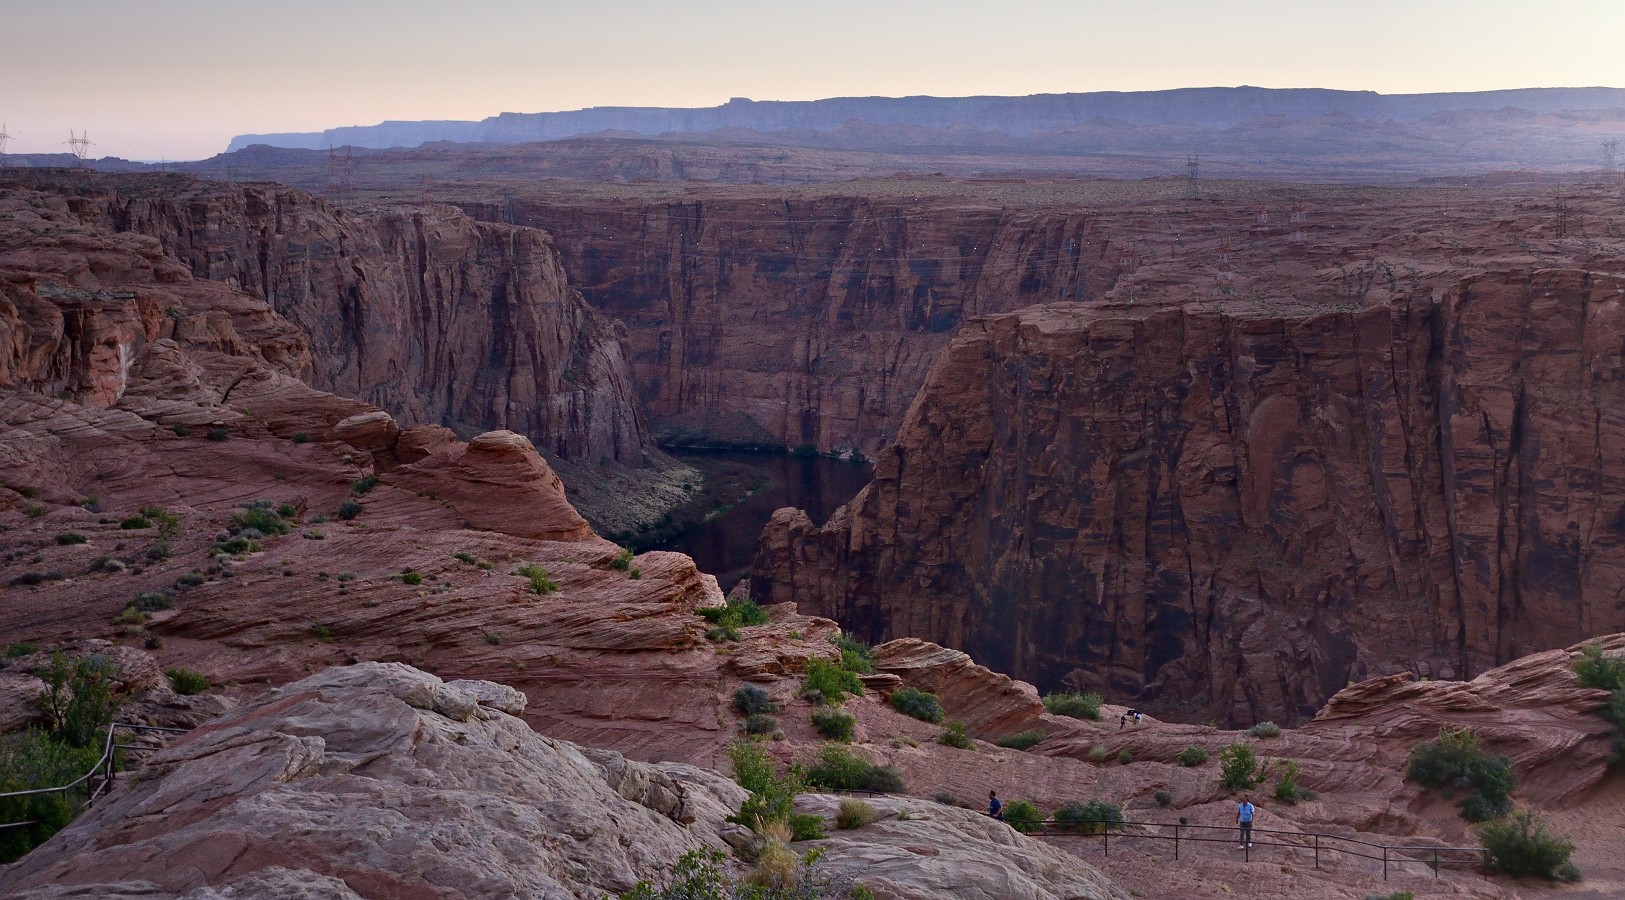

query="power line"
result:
[66,130,93,166]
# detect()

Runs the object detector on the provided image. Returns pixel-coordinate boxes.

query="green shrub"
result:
[0,729,105,863]
[350,475,380,496]
[401,572,423,586]
[1477,810,1579,882]
[1273,759,1317,804]
[1406,725,1515,821]
[119,516,151,530]
[1087,744,1109,763]
[54,532,87,545]
[128,592,174,612]
[1002,799,1044,834]
[1363,893,1415,900]
[165,667,210,695]
[213,536,259,555]
[311,623,334,642]
[804,744,873,791]
[833,633,873,674]
[23,504,46,518]
[112,607,148,626]
[629,568,642,580]
[863,764,905,793]
[1572,642,1625,691]
[812,708,856,742]
[939,721,973,749]
[836,797,877,829]
[707,625,741,643]
[1154,789,1174,806]
[337,501,363,520]
[889,687,944,723]
[734,684,780,716]
[291,432,310,444]
[34,652,119,748]
[742,713,779,736]
[696,595,770,630]
[514,564,557,594]
[1218,743,1262,792]
[1042,691,1103,720]
[802,657,863,706]
[171,424,189,437]
[173,572,204,588]
[1249,721,1282,738]
[610,547,633,571]
[1177,745,1210,767]
[206,427,229,441]
[932,791,958,807]
[3,642,38,660]
[727,741,802,832]
[232,500,292,536]
[1055,799,1123,834]
[788,812,826,842]
[996,730,1046,750]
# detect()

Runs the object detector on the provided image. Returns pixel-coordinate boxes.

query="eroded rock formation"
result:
[757,268,1625,724]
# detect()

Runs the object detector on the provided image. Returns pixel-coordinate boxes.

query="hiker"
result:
[1118,711,1127,730]
[1237,794,1256,848]
[987,790,1004,821]
[1134,710,1144,726]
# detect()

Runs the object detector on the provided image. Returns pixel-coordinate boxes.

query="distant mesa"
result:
[226,85,1625,152]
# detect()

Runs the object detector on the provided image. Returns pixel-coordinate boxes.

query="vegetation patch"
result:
[1477,810,1579,882]
[888,687,943,723]
[1055,799,1123,834]
[803,744,905,793]
[1042,691,1103,720]
[165,667,210,695]
[835,797,877,829]
[513,564,557,594]
[119,516,152,530]
[350,475,380,496]
[1572,642,1625,766]
[811,708,856,742]
[938,721,973,749]
[1248,721,1282,738]
[733,684,780,716]
[337,501,363,521]
[1002,799,1044,834]
[1272,759,1317,804]
[54,532,87,545]
[1177,745,1210,767]
[995,730,1046,750]
[696,595,770,641]
[1218,743,1262,792]
[801,657,863,706]
[742,713,779,736]
[1406,725,1515,821]
[832,633,873,674]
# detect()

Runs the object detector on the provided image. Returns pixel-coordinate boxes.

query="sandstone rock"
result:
[0,664,747,899]
[795,793,1129,900]
[330,411,398,454]
[394,424,458,463]
[757,269,1625,725]
[388,430,595,542]
[869,637,1047,739]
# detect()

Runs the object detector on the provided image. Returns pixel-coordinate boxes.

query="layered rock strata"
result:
[6,172,684,535]
[757,269,1625,724]
[508,197,1124,452]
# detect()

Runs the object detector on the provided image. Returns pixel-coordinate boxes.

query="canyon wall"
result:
[755,270,1625,725]
[507,197,1125,453]
[9,172,682,534]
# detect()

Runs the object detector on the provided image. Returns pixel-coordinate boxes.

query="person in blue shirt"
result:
[1237,795,1256,848]
[987,790,1004,821]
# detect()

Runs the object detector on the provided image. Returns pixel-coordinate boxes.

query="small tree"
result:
[1218,743,1261,792]
[1042,691,1103,720]
[1055,799,1123,835]
[889,687,944,723]
[1002,799,1044,833]
[35,652,120,748]
[1477,810,1579,882]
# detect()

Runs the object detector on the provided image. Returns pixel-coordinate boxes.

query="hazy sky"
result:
[3,0,1622,160]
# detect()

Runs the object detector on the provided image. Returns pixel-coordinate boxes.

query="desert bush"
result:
[1272,759,1317,804]
[0,729,104,863]
[742,713,779,736]
[939,721,973,749]
[337,501,363,520]
[1218,743,1262,792]
[727,741,802,832]
[1477,810,1579,882]
[789,812,827,842]
[514,564,557,594]
[171,424,189,437]
[933,791,958,807]
[1055,799,1123,835]
[291,432,309,444]
[888,687,944,723]
[1002,799,1044,834]
[350,475,380,496]
[3,642,38,660]
[696,595,770,630]
[1117,748,1133,765]
[832,633,873,674]
[232,501,292,537]
[401,571,423,586]
[803,744,904,794]
[54,533,87,545]
[311,623,334,642]
[34,652,119,748]
[802,657,863,706]
[119,516,152,530]
[1087,744,1109,763]
[1573,643,1625,765]
[835,797,877,829]
[128,592,174,612]
[996,730,1046,750]
[1042,691,1103,720]
[205,427,229,441]
[734,684,780,716]
[165,667,210,696]
[1248,721,1282,738]
[1406,725,1515,821]
[610,547,633,571]
[1177,745,1210,767]
[1154,789,1174,806]
[9,571,66,587]
[812,708,856,742]
[112,607,148,626]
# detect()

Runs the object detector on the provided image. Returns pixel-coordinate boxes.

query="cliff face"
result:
[511,198,1124,452]
[755,270,1625,724]
[48,177,649,467]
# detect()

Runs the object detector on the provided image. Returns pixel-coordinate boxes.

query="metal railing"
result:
[1028,817,1487,881]
[0,722,190,831]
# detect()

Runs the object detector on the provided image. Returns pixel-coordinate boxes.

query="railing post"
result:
[1383,846,1389,881]
[1103,820,1109,857]
[1314,833,1319,870]
[1434,848,1440,878]
[1174,823,1180,861]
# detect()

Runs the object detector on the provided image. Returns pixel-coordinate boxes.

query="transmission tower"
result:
[1555,196,1570,240]
[1605,139,1619,172]
[66,130,94,166]
[1186,154,1199,197]
[327,146,356,207]
[0,123,12,159]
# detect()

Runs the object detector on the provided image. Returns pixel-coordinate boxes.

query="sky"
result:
[3,0,1623,161]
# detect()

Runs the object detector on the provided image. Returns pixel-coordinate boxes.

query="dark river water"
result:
[652,450,873,592]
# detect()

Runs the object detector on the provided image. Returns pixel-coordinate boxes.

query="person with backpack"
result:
[1236,795,1256,848]
[987,790,1004,821]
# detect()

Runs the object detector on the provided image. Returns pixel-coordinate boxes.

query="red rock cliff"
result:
[755,270,1625,725]
[503,197,1125,452]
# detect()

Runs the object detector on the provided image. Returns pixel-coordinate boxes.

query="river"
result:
[650,450,873,593]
